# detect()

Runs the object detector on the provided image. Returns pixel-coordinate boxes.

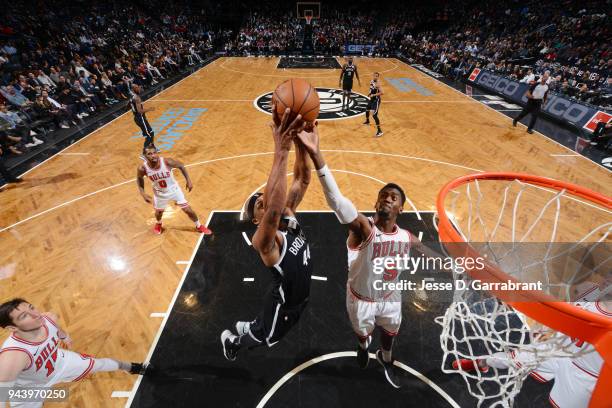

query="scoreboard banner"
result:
[467,68,611,133]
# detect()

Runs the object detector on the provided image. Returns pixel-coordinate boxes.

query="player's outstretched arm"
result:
[355,66,361,85]
[165,158,193,191]
[339,67,344,86]
[252,109,302,267]
[136,165,152,203]
[0,350,30,407]
[296,127,372,244]
[407,232,448,266]
[285,134,311,214]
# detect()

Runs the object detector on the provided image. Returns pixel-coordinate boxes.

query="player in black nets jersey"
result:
[339,57,361,111]
[221,107,313,360]
[130,84,156,149]
[363,72,384,137]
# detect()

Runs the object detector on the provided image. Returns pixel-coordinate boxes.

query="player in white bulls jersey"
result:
[297,126,432,388]
[136,145,212,235]
[453,293,611,408]
[0,299,150,408]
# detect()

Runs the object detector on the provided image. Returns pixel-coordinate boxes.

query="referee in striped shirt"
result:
[513,75,549,134]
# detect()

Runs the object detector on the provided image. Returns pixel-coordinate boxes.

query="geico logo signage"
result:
[543,96,591,123]
[475,71,520,95]
[474,71,592,125]
[346,44,375,53]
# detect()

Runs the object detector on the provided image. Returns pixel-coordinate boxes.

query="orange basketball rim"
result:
[436,172,612,408]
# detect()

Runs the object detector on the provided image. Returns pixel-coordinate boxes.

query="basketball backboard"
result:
[296,2,320,20]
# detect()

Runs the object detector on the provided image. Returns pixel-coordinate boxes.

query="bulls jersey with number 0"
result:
[0,316,66,386]
[143,157,178,195]
[347,218,411,301]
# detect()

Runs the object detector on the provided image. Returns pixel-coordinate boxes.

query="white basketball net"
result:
[434,178,611,408]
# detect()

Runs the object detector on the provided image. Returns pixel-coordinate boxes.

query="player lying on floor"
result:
[452,295,611,408]
[0,298,152,408]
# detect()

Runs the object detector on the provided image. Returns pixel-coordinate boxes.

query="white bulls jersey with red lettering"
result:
[143,157,178,195]
[566,300,609,378]
[0,316,66,386]
[347,218,411,301]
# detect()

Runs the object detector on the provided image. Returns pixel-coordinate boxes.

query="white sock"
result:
[195,220,201,228]
[359,335,371,349]
[382,349,392,363]
[91,358,125,373]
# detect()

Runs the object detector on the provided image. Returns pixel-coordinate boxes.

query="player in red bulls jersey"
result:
[452,297,611,408]
[136,145,212,235]
[0,299,151,408]
[297,126,433,388]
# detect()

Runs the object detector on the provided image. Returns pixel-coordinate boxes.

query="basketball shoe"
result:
[452,358,489,373]
[129,362,154,375]
[376,350,401,388]
[221,330,239,361]
[196,225,213,234]
[235,321,251,336]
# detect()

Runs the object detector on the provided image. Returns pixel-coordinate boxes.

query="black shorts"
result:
[342,82,353,92]
[134,115,154,138]
[367,97,380,114]
[249,285,308,347]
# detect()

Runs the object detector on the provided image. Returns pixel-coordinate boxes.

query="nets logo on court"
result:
[254,88,369,120]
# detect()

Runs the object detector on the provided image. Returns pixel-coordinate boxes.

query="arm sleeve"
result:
[0,381,16,387]
[316,165,358,224]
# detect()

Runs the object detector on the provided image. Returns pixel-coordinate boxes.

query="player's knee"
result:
[247,324,265,343]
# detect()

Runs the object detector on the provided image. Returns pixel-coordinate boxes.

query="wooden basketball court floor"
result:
[0,57,610,407]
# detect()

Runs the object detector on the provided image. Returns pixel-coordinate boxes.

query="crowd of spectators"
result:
[0,1,231,159]
[224,2,378,56]
[1,0,610,163]
[394,0,611,107]
[225,11,302,55]
[312,14,376,55]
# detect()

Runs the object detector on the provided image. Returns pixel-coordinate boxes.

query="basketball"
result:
[272,78,320,124]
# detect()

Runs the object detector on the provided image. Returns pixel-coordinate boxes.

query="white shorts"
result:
[11,350,95,408]
[514,351,598,408]
[153,187,188,211]
[346,287,401,343]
